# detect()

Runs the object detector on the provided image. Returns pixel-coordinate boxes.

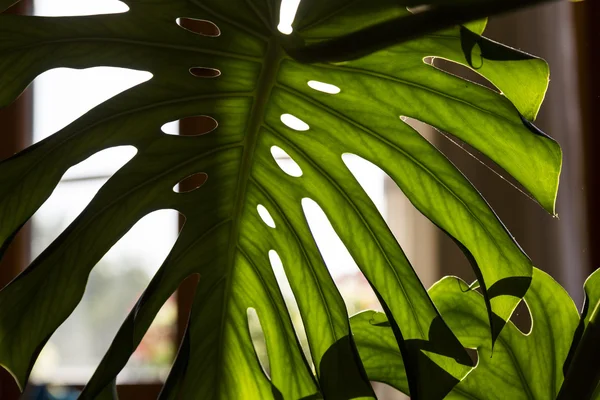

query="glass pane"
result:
[29,0,180,386]
[30,180,178,384]
[32,66,151,179]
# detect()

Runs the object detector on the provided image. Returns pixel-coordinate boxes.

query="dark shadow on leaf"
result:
[372,320,391,327]
[563,298,588,376]
[459,26,533,69]
[368,284,471,399]
[318,335,375,400]
[558,319,600,399]
[487,277,532,342]
[449,238,531,344]
[402,315,474,367]
[519,113,554,139]
[271,384,284,400]
[487,276,531,300]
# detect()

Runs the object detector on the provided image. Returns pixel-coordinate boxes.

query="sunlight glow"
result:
[270,146,303,177]
[301,198,360,278]
[34,0,129,16]
[257,205,276,228]
[281,113,310,131]
[308,80,341,95]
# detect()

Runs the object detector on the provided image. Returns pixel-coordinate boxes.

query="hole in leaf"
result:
[301,198,381,314]
[280,114,309,132]
[161,116,217,136]
[33,67,152,143]
[161,120,180,136]
[30,209,180,382]
[257,205,276,228]
[247,308,270,377]
[307,80,341,94]
[189,67,221,78]
[278,0,302,35]
[341,154,387,218]
[400,115,438,143]
[270,146,303,177]
[373,383,403,398]
[33,0,129,16]
[344,150,466,288]
[176,17,220,37]
[61,146,138,181]
[270,146,289,159]
[510,299,532,335]
[424,57,499,92]
[465,348,479,367]
[173,172,208,193]
[268,250,313,365]
[407,5,431,14]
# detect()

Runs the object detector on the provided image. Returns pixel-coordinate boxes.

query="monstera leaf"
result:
[352,268,585,399]
[0,0,560,398]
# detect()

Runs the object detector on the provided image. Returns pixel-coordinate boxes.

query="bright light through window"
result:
[278,0,301,34]
[30,0,178,386]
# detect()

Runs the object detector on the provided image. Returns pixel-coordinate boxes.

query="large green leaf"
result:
[0,0,560,398]
[353,268,580,399]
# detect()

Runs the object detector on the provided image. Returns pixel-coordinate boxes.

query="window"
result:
[28,0,178,386]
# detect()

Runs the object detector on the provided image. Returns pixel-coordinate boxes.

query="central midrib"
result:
[215,37,282,396]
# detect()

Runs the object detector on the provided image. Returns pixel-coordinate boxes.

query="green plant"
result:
[353,267,600,399]
[0,0,597,399]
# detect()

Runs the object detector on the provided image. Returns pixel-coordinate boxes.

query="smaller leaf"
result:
[558,269,600,400]
[352,268,580,399]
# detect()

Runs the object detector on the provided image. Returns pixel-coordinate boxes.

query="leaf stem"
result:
[285,0,560,63]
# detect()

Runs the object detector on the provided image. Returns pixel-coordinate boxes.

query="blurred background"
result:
[0,0,598,399]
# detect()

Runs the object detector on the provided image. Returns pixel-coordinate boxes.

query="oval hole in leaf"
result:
[173,172,208,193]
[161,120,180,136]
[176,17,220,37]
[247,308,270,377]
[280,114,309,131]
[307,80,341,95]
[270,146,303,177]
[257,205,276,228]
[33,0,129,16]
[162,115,218,136]
[510,299,532,335]
[268,250,313,366]
[277,0,301,35]
[189,67,221,78]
